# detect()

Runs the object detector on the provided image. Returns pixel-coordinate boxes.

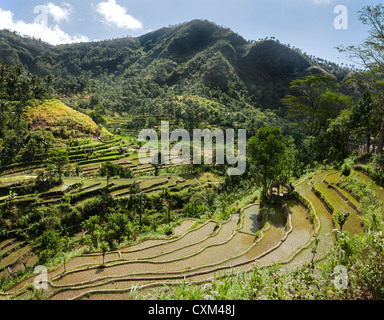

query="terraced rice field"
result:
[325,171,344,185]
[313,169,338,183]
[174,220,196,235]
[259,202,313,266]
[2,200,311,300]
[2,169,376,300]
[0,136,198,207]
[350,170,384,201]
[332,185,360,209]
[314,182,364,235]
[0,173,197,208]
[0,242,37,280]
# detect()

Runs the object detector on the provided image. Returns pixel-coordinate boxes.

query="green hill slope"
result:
[0,29,50,72]
[26,99,100,138]
[0,20,352,113]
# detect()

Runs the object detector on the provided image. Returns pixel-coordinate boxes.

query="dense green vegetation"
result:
[0,4,384,301]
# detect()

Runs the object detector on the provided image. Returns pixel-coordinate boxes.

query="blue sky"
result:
[0,0,382,65]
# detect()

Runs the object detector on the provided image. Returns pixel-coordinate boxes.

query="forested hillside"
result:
[1,9,384,302]
[0,19,364,171]
[0,20,356,116]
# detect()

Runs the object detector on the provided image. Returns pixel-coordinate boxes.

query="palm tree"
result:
[0,100,10,136]
[8,190,17,203]
[161,187,172,225]
[201,192,217,218]
[135,192,144,231]
[63,256,67,273]
[130,181,144,231]
[218,198,228,216]
[129,180,141,194]
[310,237,320,269]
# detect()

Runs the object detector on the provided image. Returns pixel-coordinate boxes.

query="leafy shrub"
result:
[341,163,351,177]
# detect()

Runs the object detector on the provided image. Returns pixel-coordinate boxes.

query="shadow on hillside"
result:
[96,266,105,274]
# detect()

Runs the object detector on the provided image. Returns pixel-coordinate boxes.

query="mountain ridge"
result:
[0,19,353,112]
[0,19,324,77]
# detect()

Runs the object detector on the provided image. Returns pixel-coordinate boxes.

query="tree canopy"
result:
[247,127,294,199]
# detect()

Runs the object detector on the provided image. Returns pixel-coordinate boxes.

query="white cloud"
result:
[0,8,88,45]
[96,0,143,30]
[46,2,72,24]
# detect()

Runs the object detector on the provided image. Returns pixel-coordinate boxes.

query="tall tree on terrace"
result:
[338,4,384,153]
[247,127,288,200]
[349,91,381,153]
[324,109,352,162]
[281,74,337,136]
[0,100,11,139]
[160,187,173,225]
[129,181,144,231]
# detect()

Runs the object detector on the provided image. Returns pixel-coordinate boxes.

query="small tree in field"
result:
[100,162,133,190]
[100,241,109,265]
[46,148,69,183]
[100,162,119,190]
[335,211,350,232]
